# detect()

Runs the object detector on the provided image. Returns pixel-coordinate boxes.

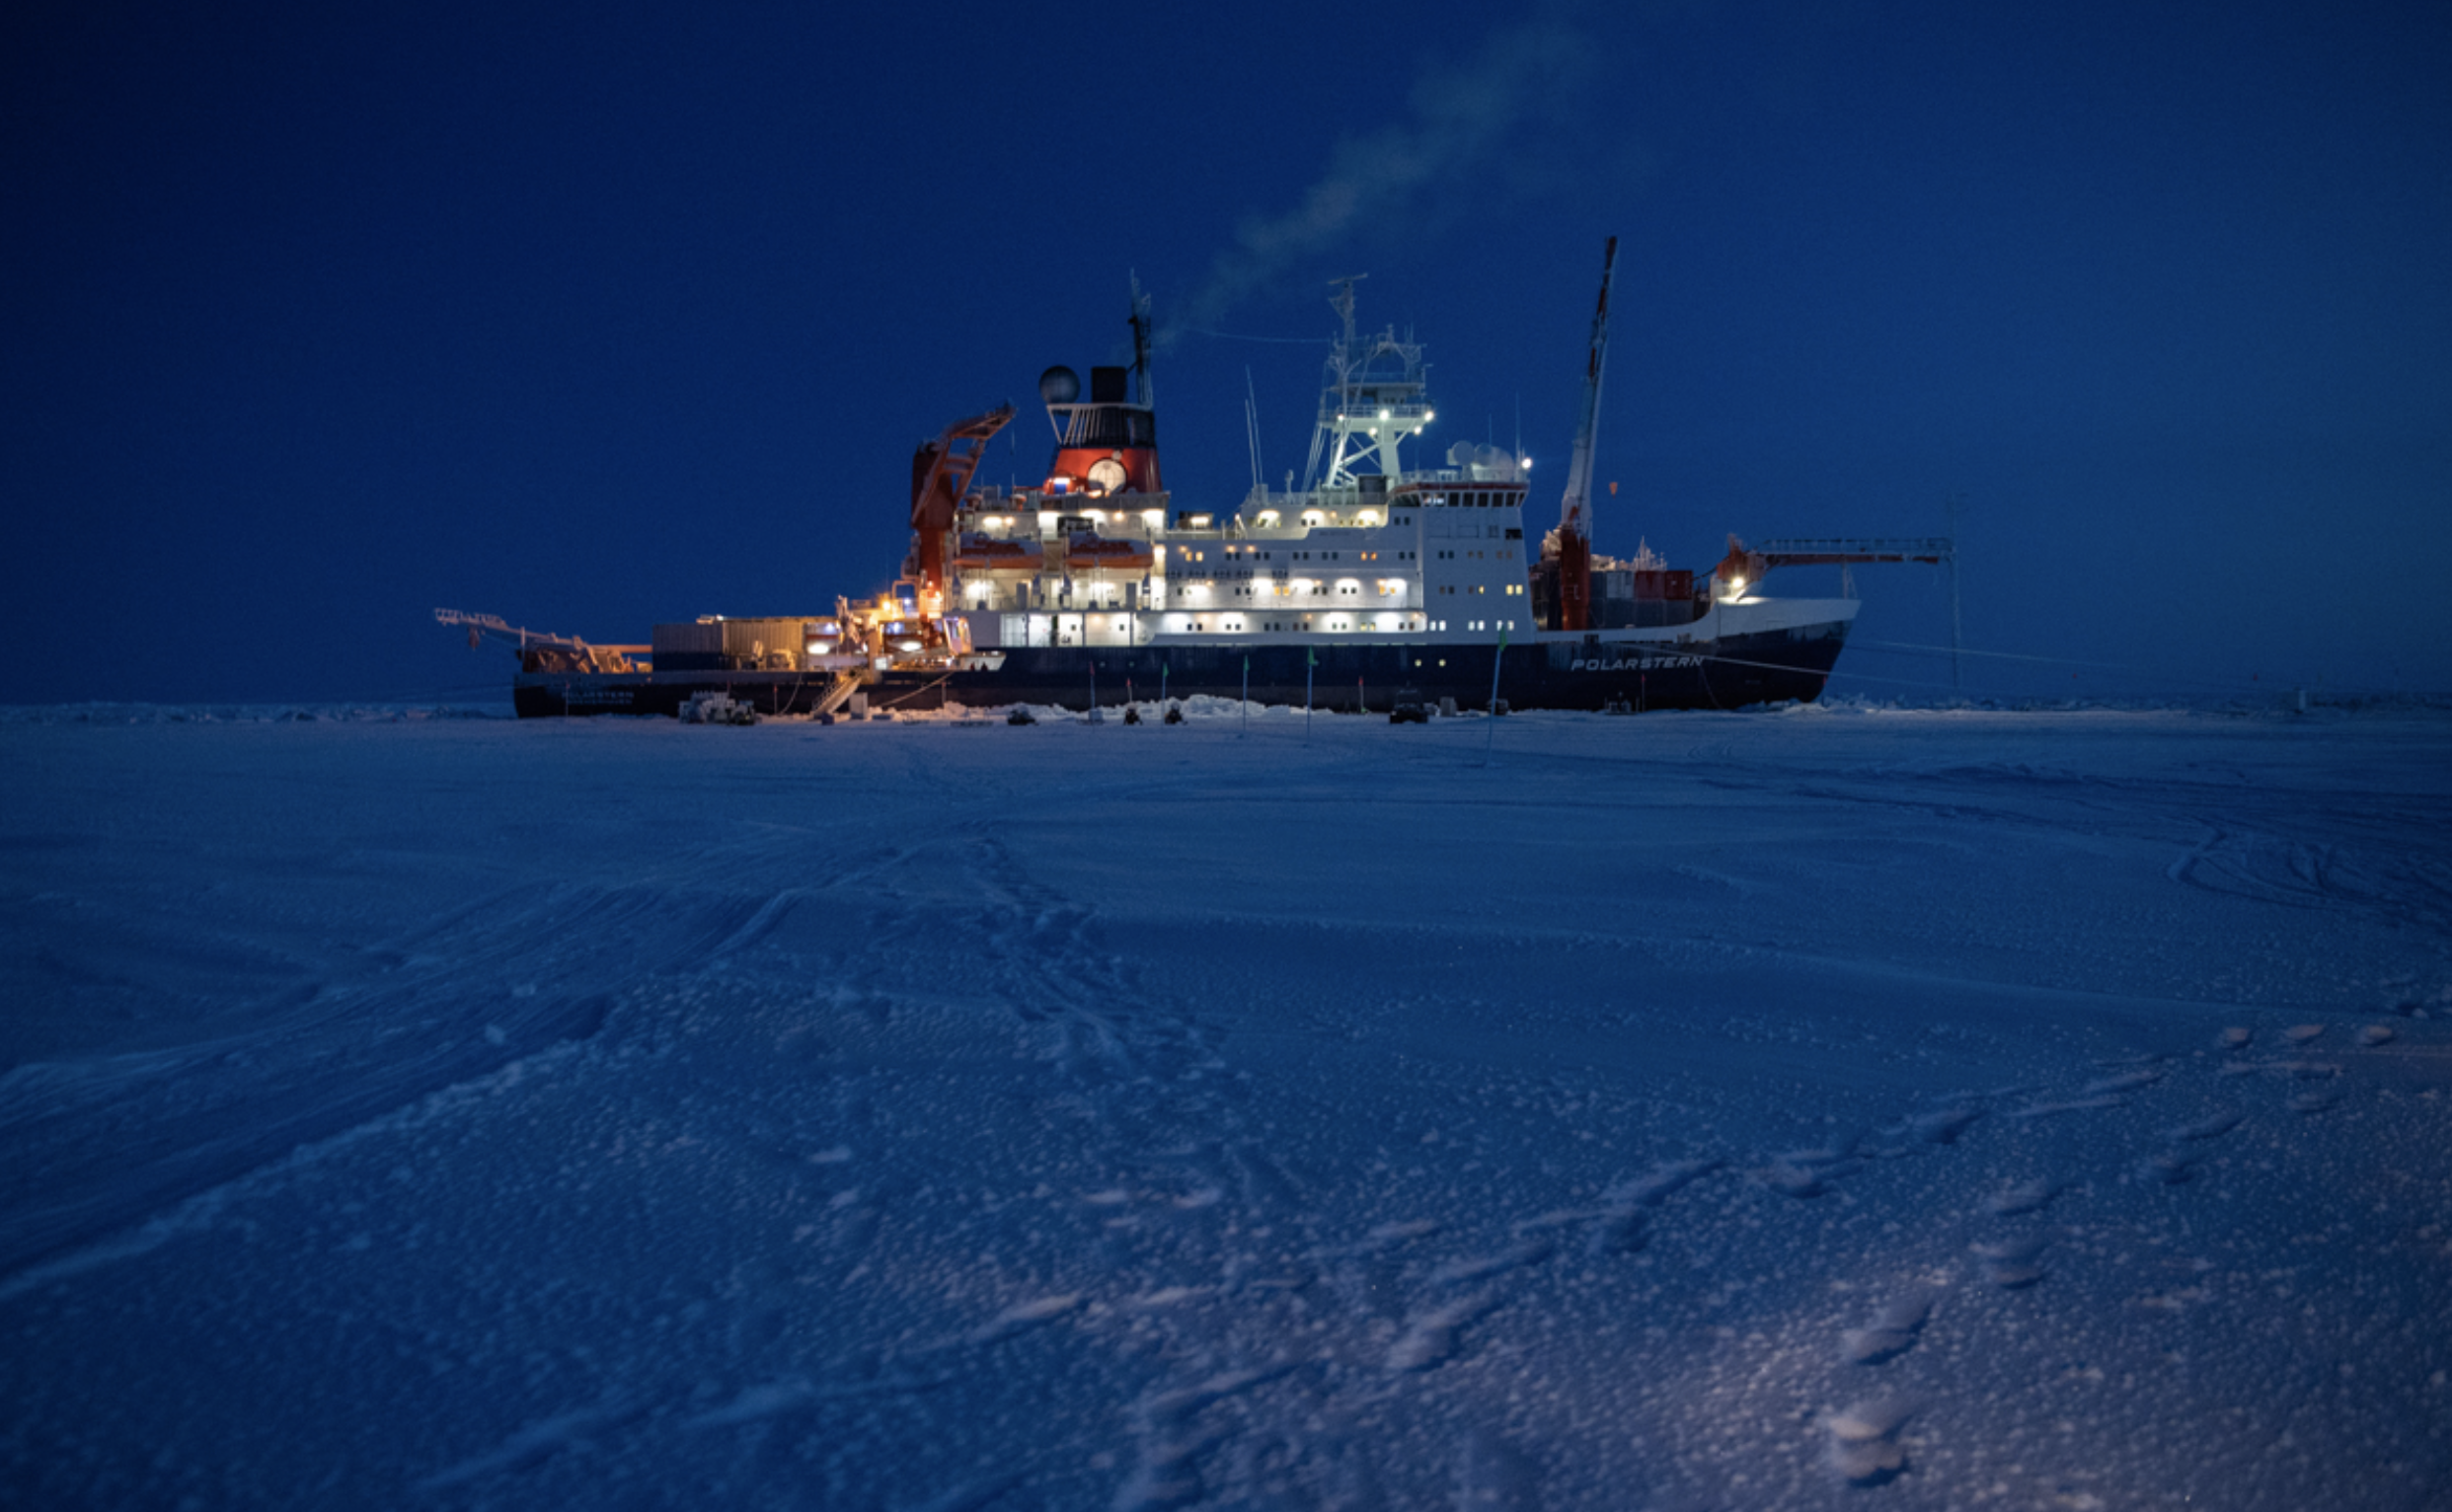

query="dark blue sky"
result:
[7,1,2446,704]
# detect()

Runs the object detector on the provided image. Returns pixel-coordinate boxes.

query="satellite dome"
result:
[1038,365,1081,405]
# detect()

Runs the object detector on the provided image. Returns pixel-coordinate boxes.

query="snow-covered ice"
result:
[3,701,2448,1508]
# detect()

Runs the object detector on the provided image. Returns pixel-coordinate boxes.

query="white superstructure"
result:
[943,280,1543,652]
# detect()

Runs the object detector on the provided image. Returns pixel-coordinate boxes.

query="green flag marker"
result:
[1484,624,1509,763]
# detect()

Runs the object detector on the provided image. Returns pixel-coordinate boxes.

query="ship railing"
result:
[958,501,1174,540]
[1328,399,1432,423]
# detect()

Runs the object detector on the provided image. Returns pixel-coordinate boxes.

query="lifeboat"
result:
[951,534,1042,573]
[1062,531,1156,573]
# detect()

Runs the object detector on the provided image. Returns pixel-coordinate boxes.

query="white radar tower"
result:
[1301,276,1435,491]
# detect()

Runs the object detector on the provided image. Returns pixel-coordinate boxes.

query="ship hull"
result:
[509,616,1851,718]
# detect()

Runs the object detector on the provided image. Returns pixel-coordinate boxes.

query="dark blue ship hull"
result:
[510,620,1850,718]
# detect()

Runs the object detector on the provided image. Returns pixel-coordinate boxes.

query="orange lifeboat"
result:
[1062,531,1156,573]
[951,534,1042,573]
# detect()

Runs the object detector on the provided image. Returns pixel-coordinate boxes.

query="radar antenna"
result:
[1303,274,1433,491]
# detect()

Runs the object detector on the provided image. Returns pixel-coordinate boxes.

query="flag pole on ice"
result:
[1482,626,1507,765]
[1304,645,1316,741]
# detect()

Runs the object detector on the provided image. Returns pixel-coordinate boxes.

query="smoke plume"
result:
[1165,14,1596,343]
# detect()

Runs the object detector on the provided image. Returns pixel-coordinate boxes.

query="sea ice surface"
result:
[2,701,2448,1508]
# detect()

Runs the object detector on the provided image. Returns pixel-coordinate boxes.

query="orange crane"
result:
[906,405,1016,615]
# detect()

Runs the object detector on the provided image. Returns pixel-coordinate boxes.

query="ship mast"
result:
[1551,236,1619,633]
[1129,271,1154,411]
[1301,275,1433,491]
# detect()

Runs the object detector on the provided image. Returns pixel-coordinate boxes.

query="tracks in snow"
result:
[0,880,795,1285]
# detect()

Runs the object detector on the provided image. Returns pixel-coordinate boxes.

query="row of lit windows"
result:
[1176,579,1408,596]
[1178,560,1414,582]
[1208,547,1405,563]
[1188,617,1428,634]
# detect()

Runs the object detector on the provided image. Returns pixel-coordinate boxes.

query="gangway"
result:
[812,669,868,718]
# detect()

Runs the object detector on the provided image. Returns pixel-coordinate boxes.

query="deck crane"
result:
[1718,532,1965,685]
[906,405,1016,618]
[432,608,645,673]
[1546,236,1619,632]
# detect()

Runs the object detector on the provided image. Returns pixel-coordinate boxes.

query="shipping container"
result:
[651,618,823,671]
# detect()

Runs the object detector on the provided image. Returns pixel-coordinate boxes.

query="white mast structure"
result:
[1300,275,1435,491]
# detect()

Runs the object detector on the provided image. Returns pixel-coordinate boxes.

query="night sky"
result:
[7,1,2446,706]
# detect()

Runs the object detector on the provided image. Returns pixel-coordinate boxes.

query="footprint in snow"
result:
[1752,1143,1859,1199]
[2358,1024,2396,1046]
[2082,1068,2163,1096]
[1985,1178,2061,1217]
[1824,1396,1918,1485]
[418,1399,646,1488]
[2166,1109,2243,1142]
[2220,1025,2254,1049]
[1110,1434,1214,1512]
[2134,1149,2200,1186]
[1386,1292,1497,1372]
[1312,1218,1439,1260]
[2284,1023,2326,1043]
[1754,1162,1830,1199]
[1511,1202,1647,1255]
[2217,1057,2339,1083]
[1452,1427,1539,1511]
[2010,1095,2127,1120]
[1513,1208,1598,1235]
[964,1294,1081,1346]
[1584,1208,1646,1257]
[1604,1158,1723,1208]
[1142,1365,1287,1425]
[1905,1105,1983,1146]
[1970,1236,2048,1288]
[896,1470,1025,1512]
[687,1381,810,1430]
[1841,1288,1936,1365]
[1425,1238,1555,1287]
